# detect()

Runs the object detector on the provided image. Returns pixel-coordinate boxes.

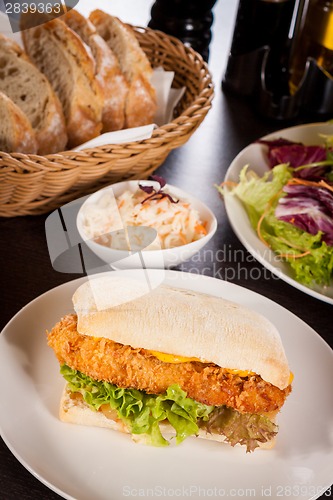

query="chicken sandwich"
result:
[47,275,292,452]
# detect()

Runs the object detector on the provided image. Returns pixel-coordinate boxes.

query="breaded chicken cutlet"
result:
[48,314,291,415]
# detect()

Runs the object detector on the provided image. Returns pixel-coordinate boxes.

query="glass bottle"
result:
[229,0,296,57]
[289,0,333,93]
[223,0,296,97]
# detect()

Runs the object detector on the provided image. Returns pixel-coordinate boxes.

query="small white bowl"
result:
[76,180,217,269]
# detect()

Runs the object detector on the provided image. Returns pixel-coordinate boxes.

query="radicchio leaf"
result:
[138,176,179,204]
[275,184,333,245]
[150,175,166,189]
[258,139,329,181]
[139,185,155,195]
[258,138,300,150]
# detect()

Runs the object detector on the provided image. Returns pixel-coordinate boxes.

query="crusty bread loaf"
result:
[90,10,157,128]
[22,15,104,148]
[72,276,291,390]
[0,34,67,154]
[60,384,276,449]
[63,9,128,132]
[0,91,38,154]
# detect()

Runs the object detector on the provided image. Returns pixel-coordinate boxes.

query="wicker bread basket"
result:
[0,26,214,217]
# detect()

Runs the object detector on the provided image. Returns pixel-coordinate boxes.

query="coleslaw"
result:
[81,185,207,251]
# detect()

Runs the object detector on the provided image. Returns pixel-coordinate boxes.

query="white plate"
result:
[0,270,332,500]
[224,122,333,304]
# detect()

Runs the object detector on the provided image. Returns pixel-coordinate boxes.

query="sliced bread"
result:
[63,9,128,132]
[22,15,104,148]
[0,91,37,154]
[0,34,67,154]
[90,10,157,128]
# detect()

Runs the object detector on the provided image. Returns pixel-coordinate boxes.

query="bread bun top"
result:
[73,276,291,390]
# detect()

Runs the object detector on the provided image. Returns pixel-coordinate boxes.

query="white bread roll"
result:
[73,276,290,390]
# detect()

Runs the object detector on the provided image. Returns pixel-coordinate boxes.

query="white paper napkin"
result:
[74,124,156,151]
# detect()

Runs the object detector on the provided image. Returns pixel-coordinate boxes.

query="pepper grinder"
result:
[148,0,217,61]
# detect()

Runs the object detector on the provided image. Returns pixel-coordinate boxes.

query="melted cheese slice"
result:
[149,350,254,376]
[288,371,294,385]
[149,350,294,385]
[149,350,201,364]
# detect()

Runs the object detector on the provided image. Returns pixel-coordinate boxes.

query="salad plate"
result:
[0,270,333,500]
[224,122,333,304]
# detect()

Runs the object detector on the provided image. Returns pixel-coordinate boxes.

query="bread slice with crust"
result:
[0,91,37,154]
[0,34,67,154]
[63,9,128,132]
[90,10,156,128]
[22,15,104,148]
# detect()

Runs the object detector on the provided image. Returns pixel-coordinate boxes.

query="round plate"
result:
[0,270,332,500]
[224,122,333,304]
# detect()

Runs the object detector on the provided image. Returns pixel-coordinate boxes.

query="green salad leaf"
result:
[61,364,213,446]
[60,365,278,451]
[232,163,292,217]
[219,163,333,286]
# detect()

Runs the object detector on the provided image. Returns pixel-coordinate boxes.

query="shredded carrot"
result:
[178,232,188,245]
[219,180,238,189]
[277,250,312,259]
[195,223,207,235]
[287,177,333,193]
[256,209,271,247]
[256,189,284,247]
[118,199,125,209]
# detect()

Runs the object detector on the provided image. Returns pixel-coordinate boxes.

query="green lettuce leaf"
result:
[60,364,213,446]
[262,210,333,286]
[218,164,292,228]
[220,163,333,286]
[60,365,278,451]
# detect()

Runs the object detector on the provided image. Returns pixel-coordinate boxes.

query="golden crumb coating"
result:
[47,314,291,414]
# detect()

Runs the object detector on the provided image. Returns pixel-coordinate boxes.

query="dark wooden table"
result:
[0,1,332,499]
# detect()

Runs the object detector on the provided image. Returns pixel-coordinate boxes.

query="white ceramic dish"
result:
[224,122,333,304]
[0,270,332,500]
[76,181,217,269]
